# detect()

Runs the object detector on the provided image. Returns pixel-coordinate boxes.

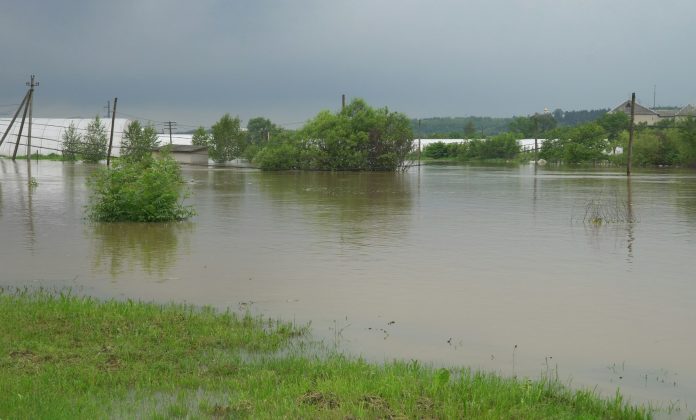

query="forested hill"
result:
[412,108,610,138]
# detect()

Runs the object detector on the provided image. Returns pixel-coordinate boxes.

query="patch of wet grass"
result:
[0,290,652,418]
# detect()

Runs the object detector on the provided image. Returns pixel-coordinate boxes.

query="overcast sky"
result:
[1,0,694,129]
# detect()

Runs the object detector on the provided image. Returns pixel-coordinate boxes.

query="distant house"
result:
[610,101,696,125]
[153,144,208,165]
[609,100,661,125]
[675,104,696,122]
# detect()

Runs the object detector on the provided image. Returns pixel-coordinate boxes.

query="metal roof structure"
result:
[0,118,131,157]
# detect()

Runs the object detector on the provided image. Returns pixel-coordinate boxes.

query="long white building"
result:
[0,118,130,157]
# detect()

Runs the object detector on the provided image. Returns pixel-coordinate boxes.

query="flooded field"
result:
[1,159,695,413]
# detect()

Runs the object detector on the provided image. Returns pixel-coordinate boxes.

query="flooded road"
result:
[1,159,695,413]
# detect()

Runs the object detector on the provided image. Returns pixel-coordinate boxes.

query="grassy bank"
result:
[0,291,650,419]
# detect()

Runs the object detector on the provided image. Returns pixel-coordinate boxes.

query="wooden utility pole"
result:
[418,119,422,167]
[0,91,29,148]
[341,94,346,111]
[12,91,31,160]
[533,114,539,165]
[26,75,38,160]
[107,97,118,167]
[627,93,636,176]
[164,121,177,145]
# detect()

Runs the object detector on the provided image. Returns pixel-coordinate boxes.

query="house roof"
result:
[653,108,678,117]
[154,144,208,153]
[610,100,658,116]
[676,104,696,117]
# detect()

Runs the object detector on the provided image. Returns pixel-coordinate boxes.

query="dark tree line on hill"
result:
[412,109,611,138]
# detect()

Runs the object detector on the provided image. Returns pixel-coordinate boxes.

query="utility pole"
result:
[0,91,29,148]
[418,119,421,167]
[104,100,111,118]
[107,97,117,167]
[533,114,539,165]
[164,121,176,145]
[27,76,36,160]
[627,93,636,176]
[342,94,346,111]
[5,75,38,160]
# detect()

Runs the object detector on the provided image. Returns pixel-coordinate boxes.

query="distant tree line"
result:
[413,109,611,139]
[422,111,696,167]
[551,108,609,126]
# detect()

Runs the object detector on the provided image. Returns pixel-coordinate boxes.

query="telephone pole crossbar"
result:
[164,121,177,145]
[2,75,38,160]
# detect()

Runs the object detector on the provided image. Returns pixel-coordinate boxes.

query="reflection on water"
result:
[626,178,635,260]
[1,161,696,413]
[89,222,193,278]
[258,172,413,245]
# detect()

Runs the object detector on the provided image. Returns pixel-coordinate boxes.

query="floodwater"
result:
[1,159,696,414]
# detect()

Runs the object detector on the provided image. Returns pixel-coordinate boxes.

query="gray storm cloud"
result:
[2,0,694,128]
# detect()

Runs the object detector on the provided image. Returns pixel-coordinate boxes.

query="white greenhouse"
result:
[0,118,132,157]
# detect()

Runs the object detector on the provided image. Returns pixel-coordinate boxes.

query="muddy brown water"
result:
[1,159,695,414]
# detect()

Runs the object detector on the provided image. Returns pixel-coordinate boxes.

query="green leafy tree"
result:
[423,142,450,159]
[299,99,413,171]
[677,117,696,165]
[120,121,159,163]
[209,114,243,163]
[510,114,557,138]
[253,131,301,170]
[61,122,81,161]
[508,116,535,136]
[191,126,210,146]
[81,116,108,163]
[597,112,629,153]
[620,130,679,166]
[246,117,280,146]
[254,99,412,171]
[465,132,520,160]
[541,123,607,164]
[245,117,282,161]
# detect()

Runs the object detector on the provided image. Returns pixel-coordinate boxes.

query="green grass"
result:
[0,290,652,419]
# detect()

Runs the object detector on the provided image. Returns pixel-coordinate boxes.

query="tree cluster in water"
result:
[195,98,414,171]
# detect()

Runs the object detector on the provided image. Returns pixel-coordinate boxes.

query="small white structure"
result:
[517,138,547,151]
[153,144,208,165]
[0,118,131,157]
[155,133,194,146]
[415,138,467,151]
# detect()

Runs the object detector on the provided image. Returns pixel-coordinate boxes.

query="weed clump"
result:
[583,197,636,225]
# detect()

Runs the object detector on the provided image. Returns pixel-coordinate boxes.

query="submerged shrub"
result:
[87,154,194,222]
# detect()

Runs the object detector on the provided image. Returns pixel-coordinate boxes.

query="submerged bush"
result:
[87,154,194,222]
[254,99,413,171]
